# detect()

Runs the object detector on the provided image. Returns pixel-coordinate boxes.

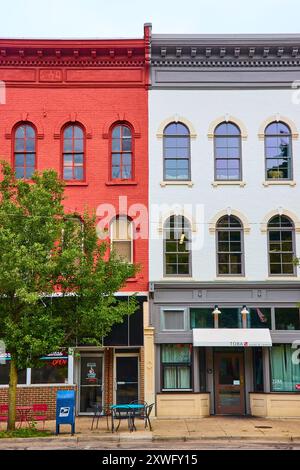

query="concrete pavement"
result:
[1,416,300,446]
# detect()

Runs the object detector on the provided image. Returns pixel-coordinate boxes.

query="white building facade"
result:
[149,34,300,418]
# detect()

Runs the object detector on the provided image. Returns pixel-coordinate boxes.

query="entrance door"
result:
[214,352,245,415]
[115,355,139,404]
[79,355,103,413]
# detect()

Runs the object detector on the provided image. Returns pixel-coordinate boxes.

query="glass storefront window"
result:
[248,308,271,329]
[190,308,214,328]
[31,354,68,384]
[271,344,300,392]
[0,361,26,385]
[219,308,242,328]
[253,348,264,392]
[161,344,192,390]
[275,308,300,330]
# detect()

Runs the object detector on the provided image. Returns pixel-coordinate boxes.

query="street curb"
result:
[0,433,300,445]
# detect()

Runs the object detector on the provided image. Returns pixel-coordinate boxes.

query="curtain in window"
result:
[271,345,300,391]
[162,344,191,363]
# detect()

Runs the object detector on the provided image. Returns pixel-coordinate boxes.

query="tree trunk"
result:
[7,357,18,431]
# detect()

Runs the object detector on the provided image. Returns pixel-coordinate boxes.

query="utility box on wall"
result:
[56,389,76,434]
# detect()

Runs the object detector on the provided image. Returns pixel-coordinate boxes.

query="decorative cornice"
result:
[151,37,300,68]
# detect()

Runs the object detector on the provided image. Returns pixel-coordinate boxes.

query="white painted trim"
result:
[211,181,246,188]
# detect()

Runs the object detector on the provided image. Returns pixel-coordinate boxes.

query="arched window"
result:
[111,216,133,263]
[62,124,84,181]
[214,122,241,181]
[268,215,295,275]
[216,215,244,275]
[265,122,292,180]
[164,215,191,276]
[111,124,133,180]
[14,123,36,179]
[163,122,190,181]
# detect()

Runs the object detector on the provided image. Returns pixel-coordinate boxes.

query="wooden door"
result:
[214,352,245,415]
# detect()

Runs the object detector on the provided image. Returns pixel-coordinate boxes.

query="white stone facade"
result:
[149,88,300,282]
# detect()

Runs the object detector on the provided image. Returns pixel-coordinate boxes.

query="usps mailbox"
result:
[56,389,76,435]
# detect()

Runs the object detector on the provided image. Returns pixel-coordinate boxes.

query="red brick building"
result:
[0,25,151,418]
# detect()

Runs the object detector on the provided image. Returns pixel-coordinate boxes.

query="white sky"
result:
[0,0,300,38]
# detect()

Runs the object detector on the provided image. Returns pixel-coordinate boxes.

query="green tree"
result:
[0,163,138,430]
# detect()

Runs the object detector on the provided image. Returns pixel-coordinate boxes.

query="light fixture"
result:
[212,305,221,315]
[241,305,249,316]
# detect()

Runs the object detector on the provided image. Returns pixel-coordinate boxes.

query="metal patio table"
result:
[110,404,145,432]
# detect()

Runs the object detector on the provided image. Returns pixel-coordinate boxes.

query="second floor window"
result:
[216,215,244,275]
[111,124,133,180]
[164,215,191,276]
[111,216,133,263]
[14,123,36,179]
[163,122,190,181]
[268,215,295,275]
[214,122,241,181]
[265,122,292,180]
[63,124,84,181]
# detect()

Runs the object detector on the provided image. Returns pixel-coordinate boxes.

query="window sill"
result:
[215,277,247,280]
[212,181,246,187]
[65,181,89,186]
[263,180,296,187]
[160,181,194,187]
[106,181,138,186]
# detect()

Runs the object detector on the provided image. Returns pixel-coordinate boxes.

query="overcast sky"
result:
[0,0,299,38]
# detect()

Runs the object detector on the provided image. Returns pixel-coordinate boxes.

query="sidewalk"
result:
[1,416,300,443]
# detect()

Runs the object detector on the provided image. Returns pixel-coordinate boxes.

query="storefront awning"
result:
[192,328,272,347]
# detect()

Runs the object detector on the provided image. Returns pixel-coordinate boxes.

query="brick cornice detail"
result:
[53,115,92,139]
[102,114,141,139]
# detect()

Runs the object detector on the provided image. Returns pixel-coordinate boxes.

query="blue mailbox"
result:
[56,389,76,435]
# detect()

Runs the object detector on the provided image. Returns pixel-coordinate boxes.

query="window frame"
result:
[163,122,191,182]
[161,308,188,332]
[214,122,242,182]
[163,215,192,278]
[267,215,296,277]
[13,122,37,180]
[61,123,86,182]
[110,216,134,264]
[110,122,134,182]
[216,215,245,277]
[264,121,293,181]
[160,344,193,392]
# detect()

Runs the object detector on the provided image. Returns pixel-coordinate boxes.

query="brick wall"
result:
[0,385,76,420]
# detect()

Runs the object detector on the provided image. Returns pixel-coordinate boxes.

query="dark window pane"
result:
[275,308,300,330]
[74,153,83,164]
[64,139,73,152]
[64,126,73,138]
[25,125,35,138]
[25,138,35,152]
[122,139,132,151]
[15,167,24,179]
[26,153,35,167]
[249,308,271,329]
[122,126,132,137]
[74,167,83,180]
[72,126,82,138]
[15,126,25,138]
[64,168,73,180]
[15,154,24,166]
[74,139,83,152]
[190,308,214,328]
[15,138,25,151]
